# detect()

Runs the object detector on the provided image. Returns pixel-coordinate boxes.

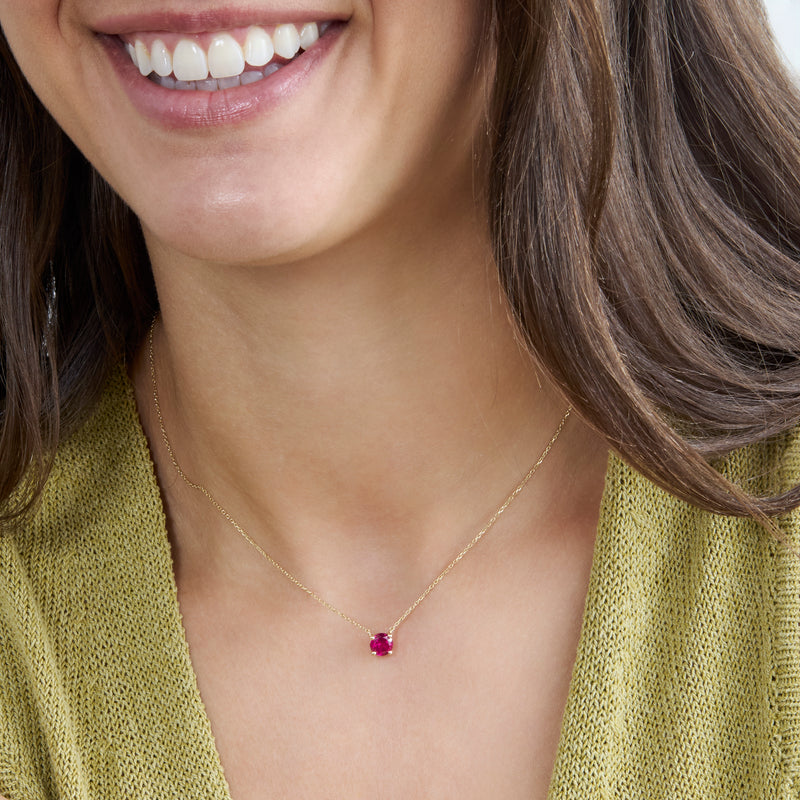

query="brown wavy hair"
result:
[2,0,800,522]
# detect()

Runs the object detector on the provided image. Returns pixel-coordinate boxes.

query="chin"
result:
[129,169,297,258]
[139,197,335,268]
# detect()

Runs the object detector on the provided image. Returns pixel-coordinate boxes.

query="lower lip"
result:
[100,24,345,129]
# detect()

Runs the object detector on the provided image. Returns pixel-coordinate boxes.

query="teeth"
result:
[272,23,301,59]
[173,40,209,81]
[299,23,319,50]
[218,75,242,90]
[150,63,284,91]
[134,40,151,76]
[244,26,274,67]
[150,39,172,77]
[208,33,245,79]
[240,70,266,85]
[126,22,328,90]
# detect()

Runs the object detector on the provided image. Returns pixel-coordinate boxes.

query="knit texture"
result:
[1,366,799,798]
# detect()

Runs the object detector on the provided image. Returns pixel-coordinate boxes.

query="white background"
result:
[764,0,800,77]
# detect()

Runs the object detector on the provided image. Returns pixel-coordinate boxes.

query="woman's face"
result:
[0,1,489,266]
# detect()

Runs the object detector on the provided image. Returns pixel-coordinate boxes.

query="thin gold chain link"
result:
[148,321,570,640]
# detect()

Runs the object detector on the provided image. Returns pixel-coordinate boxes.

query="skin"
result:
[1,1,609,797]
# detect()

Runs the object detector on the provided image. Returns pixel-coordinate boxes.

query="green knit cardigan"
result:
[1,367,799,799]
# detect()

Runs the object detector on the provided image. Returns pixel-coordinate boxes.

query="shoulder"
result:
[600,418,800,553]
[596,427,800,634]
[556,427,800,795]
[0,364,166,651]
[2,365,160,557]
[0,366,163,632]
[720,423,800,500]
[0,366,169,797]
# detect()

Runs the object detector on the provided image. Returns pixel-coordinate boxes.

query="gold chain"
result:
[148,321,570,647]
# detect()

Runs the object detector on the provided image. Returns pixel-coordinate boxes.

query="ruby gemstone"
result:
[370,633,393,656]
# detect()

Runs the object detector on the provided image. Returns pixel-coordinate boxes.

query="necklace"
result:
[148,321,570,657]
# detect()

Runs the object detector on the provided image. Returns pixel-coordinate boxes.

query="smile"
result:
[121,22,333,91]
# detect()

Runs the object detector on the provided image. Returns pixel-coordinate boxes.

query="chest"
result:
[176,533,595,800]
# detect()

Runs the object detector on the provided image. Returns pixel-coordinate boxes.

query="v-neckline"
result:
[118,365,622,799]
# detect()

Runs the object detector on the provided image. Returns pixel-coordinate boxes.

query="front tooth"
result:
[172,40,209,82]
[208,33,245,79]
[218,75,242,90]
[244,26,274,67]
[150,39,172,77]
[240,70,264,85]
[299,23,319,50]
[273,24,300,59]
[134,40,152,76]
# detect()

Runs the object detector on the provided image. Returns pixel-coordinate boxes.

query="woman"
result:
[1,0,799,797]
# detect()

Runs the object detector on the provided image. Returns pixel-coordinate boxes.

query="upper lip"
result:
[92,7,349,35]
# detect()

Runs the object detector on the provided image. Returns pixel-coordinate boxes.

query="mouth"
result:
[117,20,340,91]
[95,10,350,127]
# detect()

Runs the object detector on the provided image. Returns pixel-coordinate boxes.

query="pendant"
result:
[370,632,393,657]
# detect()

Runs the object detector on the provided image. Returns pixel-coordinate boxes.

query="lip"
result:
[97,14,347,129]
[93,7,344,35]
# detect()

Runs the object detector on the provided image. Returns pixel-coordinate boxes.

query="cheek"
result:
[373,1,487,131]
[1,2,110,169]
[0,4,58,102]
[1,2,69,101]
[365,2,489,180]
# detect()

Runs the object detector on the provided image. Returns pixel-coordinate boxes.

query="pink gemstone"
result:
[370,633,393,656]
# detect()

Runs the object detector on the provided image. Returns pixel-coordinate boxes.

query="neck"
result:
[132,203,588,611]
